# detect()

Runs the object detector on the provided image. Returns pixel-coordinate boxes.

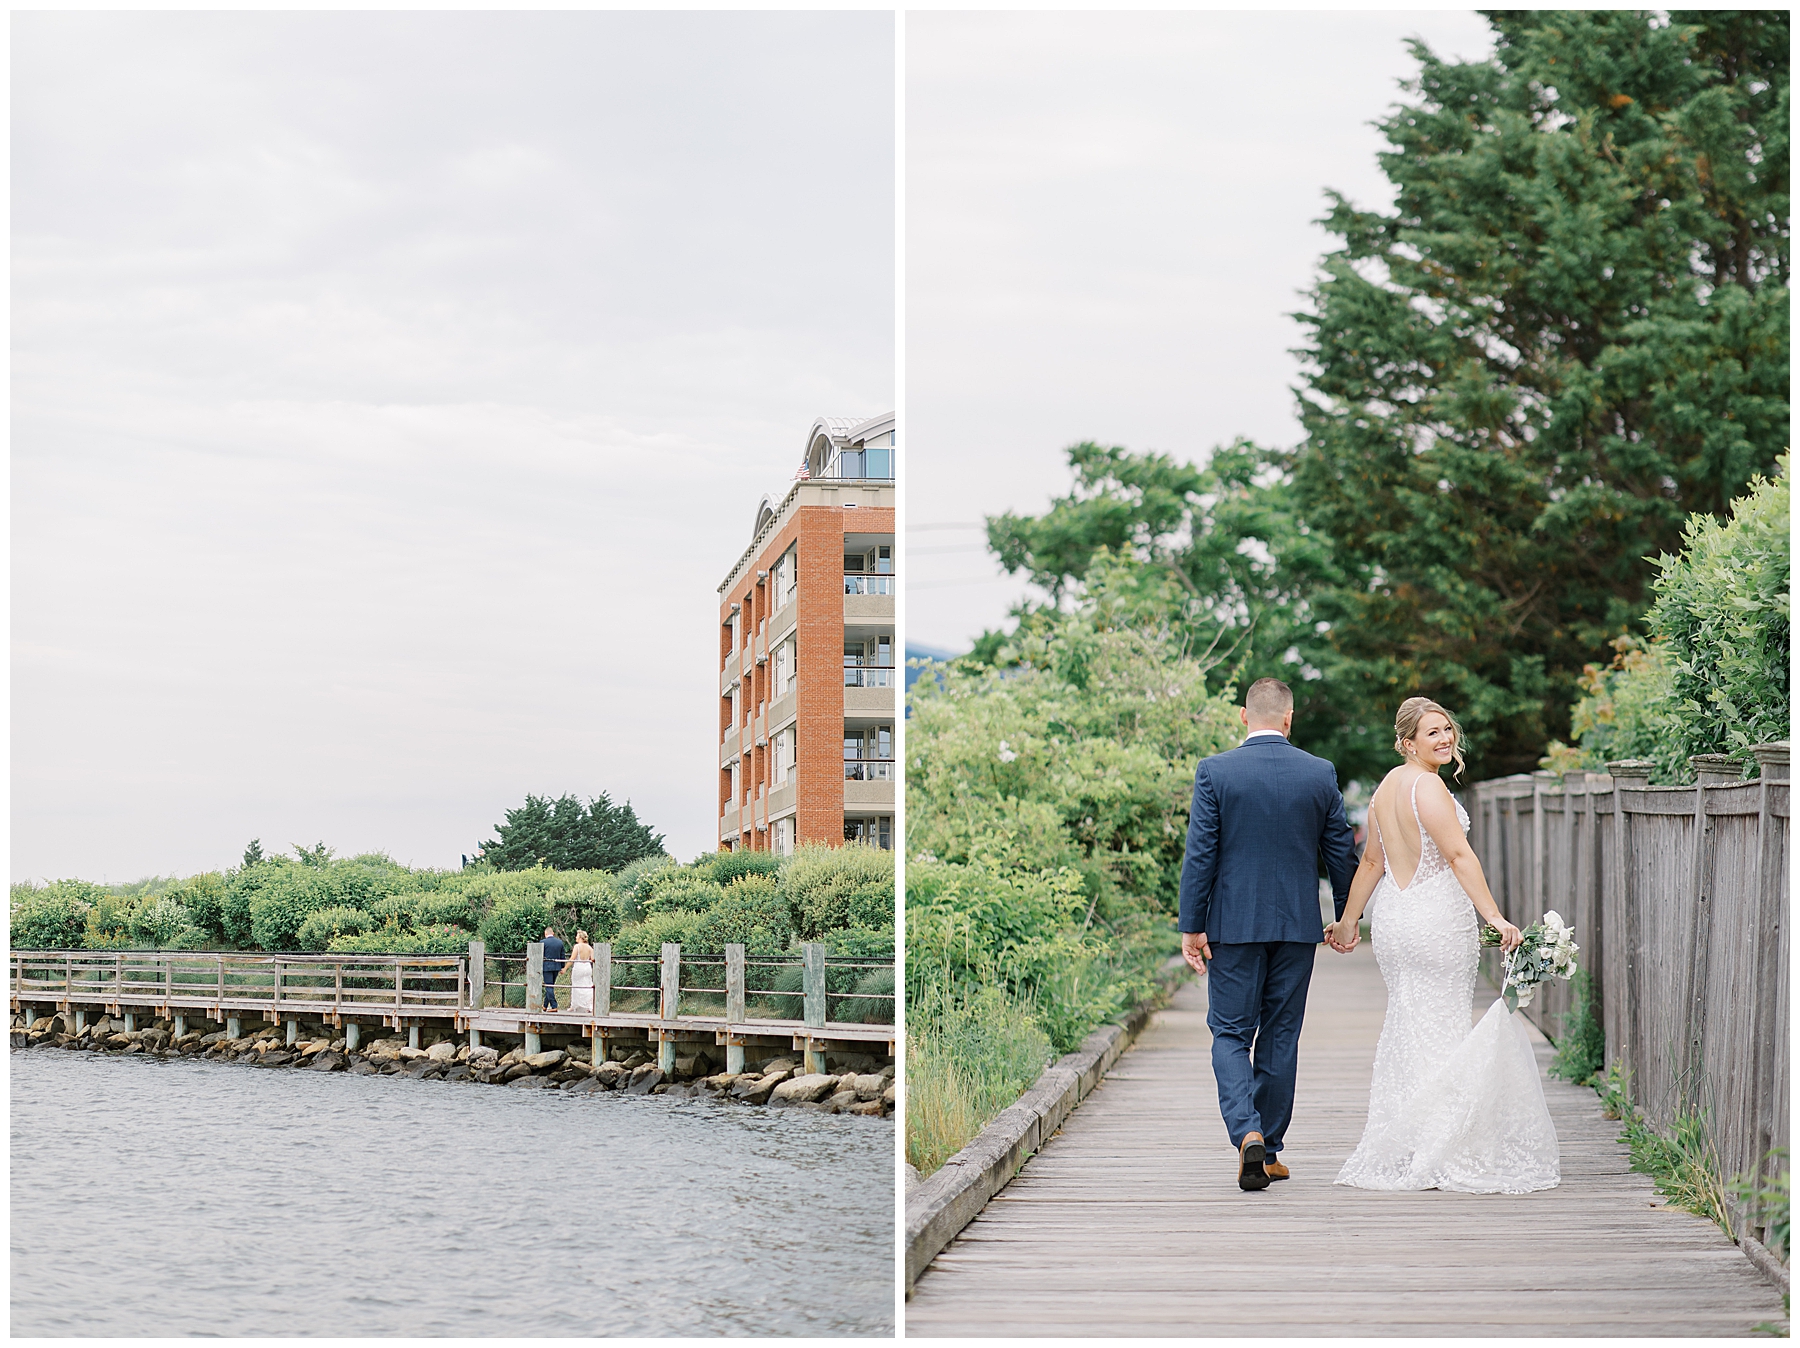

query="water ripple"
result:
[11,1048,894,1336]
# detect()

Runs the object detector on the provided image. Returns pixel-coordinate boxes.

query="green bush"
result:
[131,895,201,948]
[1549,459,1789,783]
[693,876,791,955]
[476,894,552,955]
[612,908,707,956]
[326,923,471,955]
[836,967,896,1024]
[552,878,622,944]
[781,843,894,939]
[642,870,725,917]
[11,880,103,949]
[614,855,679,923]
[247,867,338,952]
[1550,967,1605,1086]
[296,906,372,951]
[174,873,229,943]
[700,850,781,886]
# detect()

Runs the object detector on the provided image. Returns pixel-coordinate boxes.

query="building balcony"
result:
[768,778,797,819]
[844,777,896,809]
[720,802,739,839]
[843,663,895,688]
[843,758,894,782]
[768,597,798,647]
[753,713,767,748]
[720,724,740,767]
[754,798,768,831]
[721,649,740,692]
[755,634,768,665]
[845,587,895,625]
[842,574,895,596]
[767,687,797,734]
[845,684,895,717]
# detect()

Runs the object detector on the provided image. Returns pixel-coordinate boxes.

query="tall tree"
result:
[1292,10,1788,777]
[480,792,666,872]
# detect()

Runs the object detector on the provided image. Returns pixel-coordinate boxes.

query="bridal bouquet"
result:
[1480,910,1580,1012]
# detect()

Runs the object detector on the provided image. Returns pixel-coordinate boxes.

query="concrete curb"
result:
[904,956,1188,1297]
[1740,1233,1789,1296]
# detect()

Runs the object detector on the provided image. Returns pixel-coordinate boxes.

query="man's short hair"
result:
[1245,677,1294,721]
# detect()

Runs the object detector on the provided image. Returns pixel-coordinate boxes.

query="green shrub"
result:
[824,925,895,959]
[296,906,372,951]
[1645,455,1789,777]
[552,878,623,944]
[131,895,200,948]
[11,880,103,949]
[615,855,679,922]
[694,876,791,955]
[699,850,781,886]
[82,889,138,949]
[326,923,470,955]
[612,908,707,956]
[781,843,894,938]
[413,889,480,933]
[477,894,552,955]
[175,873,229,943]
[641,870,725,917]
[1551,459,1789,783]
[247,867,338,952]
[907,990,1054,1174]
[223,862,287,945]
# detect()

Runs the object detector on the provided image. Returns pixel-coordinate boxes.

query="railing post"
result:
[594,943,612,1017]
[725,943,747,1073]
[803,943,826,1030]
[660,943,681,1020]
[524,942,544,1055]
[466,940,485,1050]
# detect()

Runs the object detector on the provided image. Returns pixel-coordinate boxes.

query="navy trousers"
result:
[1205,941,1316,1155]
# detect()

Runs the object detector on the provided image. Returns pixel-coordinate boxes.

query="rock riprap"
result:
[9,1012,896,1117]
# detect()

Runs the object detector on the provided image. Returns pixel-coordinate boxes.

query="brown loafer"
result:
[1238,1131,1269,1191]
[1264,1158,1290,1181]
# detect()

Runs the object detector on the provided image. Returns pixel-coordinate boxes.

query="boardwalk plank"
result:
[906,945,1786,1337]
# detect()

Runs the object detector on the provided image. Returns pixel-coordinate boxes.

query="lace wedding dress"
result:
[1336,776,1560,1194]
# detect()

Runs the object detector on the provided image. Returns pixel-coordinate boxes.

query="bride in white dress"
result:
[1326,697,1561,1194]
[570,930,596,1016]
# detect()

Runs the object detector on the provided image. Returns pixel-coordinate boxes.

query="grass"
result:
[906,990,1053,1176]
[1549,967,1605,1085]
[1596,1064,1735,1239]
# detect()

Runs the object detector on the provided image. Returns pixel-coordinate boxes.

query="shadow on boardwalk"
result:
[907,944,1787,1337]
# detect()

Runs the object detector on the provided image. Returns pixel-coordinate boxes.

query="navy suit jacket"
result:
[1177,735,1359,944]
[542,936,567,978]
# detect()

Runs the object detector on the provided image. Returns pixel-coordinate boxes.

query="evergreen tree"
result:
[1292,10,1787,777]
[241,838,264,868]
[480,792,666,872]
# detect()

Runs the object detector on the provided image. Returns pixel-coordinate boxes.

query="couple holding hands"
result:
[1177,678,1559,1195]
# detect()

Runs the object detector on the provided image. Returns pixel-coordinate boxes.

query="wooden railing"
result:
[1464,741,1788,1243]
[11,941,895,1035]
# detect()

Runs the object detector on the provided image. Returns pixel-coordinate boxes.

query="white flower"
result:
[997,740,1018,763]
[1543,910,1567,934]
[1515,984,1537,1008]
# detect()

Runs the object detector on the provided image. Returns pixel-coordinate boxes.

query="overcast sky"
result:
[13,12,894,882]
[906,10,1496,652]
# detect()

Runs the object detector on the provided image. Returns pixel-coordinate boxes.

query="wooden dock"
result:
[907,945,1786,1337]
[11,941,893,1074]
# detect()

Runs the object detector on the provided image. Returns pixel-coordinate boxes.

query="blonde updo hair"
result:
[1395,696,1466,779]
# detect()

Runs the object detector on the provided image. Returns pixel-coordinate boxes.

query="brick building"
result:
[716,413,896,853]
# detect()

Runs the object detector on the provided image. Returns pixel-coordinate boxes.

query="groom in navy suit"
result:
[1178,677,1358,1191]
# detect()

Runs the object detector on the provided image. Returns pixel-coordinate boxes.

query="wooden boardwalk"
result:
[907,945,1787,1337]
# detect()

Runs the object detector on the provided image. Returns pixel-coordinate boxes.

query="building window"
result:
[775,638,796,697]
[845,816,893,850]
[774,816,795,856]
[775,546,797,611]
[774,727,797,786]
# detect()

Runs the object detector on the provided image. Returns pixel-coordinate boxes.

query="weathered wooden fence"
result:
[1464,742,1789,1246]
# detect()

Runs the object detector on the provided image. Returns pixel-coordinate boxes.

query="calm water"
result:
[11,1047,895,1336]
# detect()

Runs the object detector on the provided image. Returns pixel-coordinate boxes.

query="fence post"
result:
[656,944,681,1074]
[1606,761,1653,1087]
[594,944,612,1017]
[1751,742,1790,1230]
[1687,755,1739,1107]
[725,944,747,1074]
[524,942,544,1056]
[466,940,485,1050]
